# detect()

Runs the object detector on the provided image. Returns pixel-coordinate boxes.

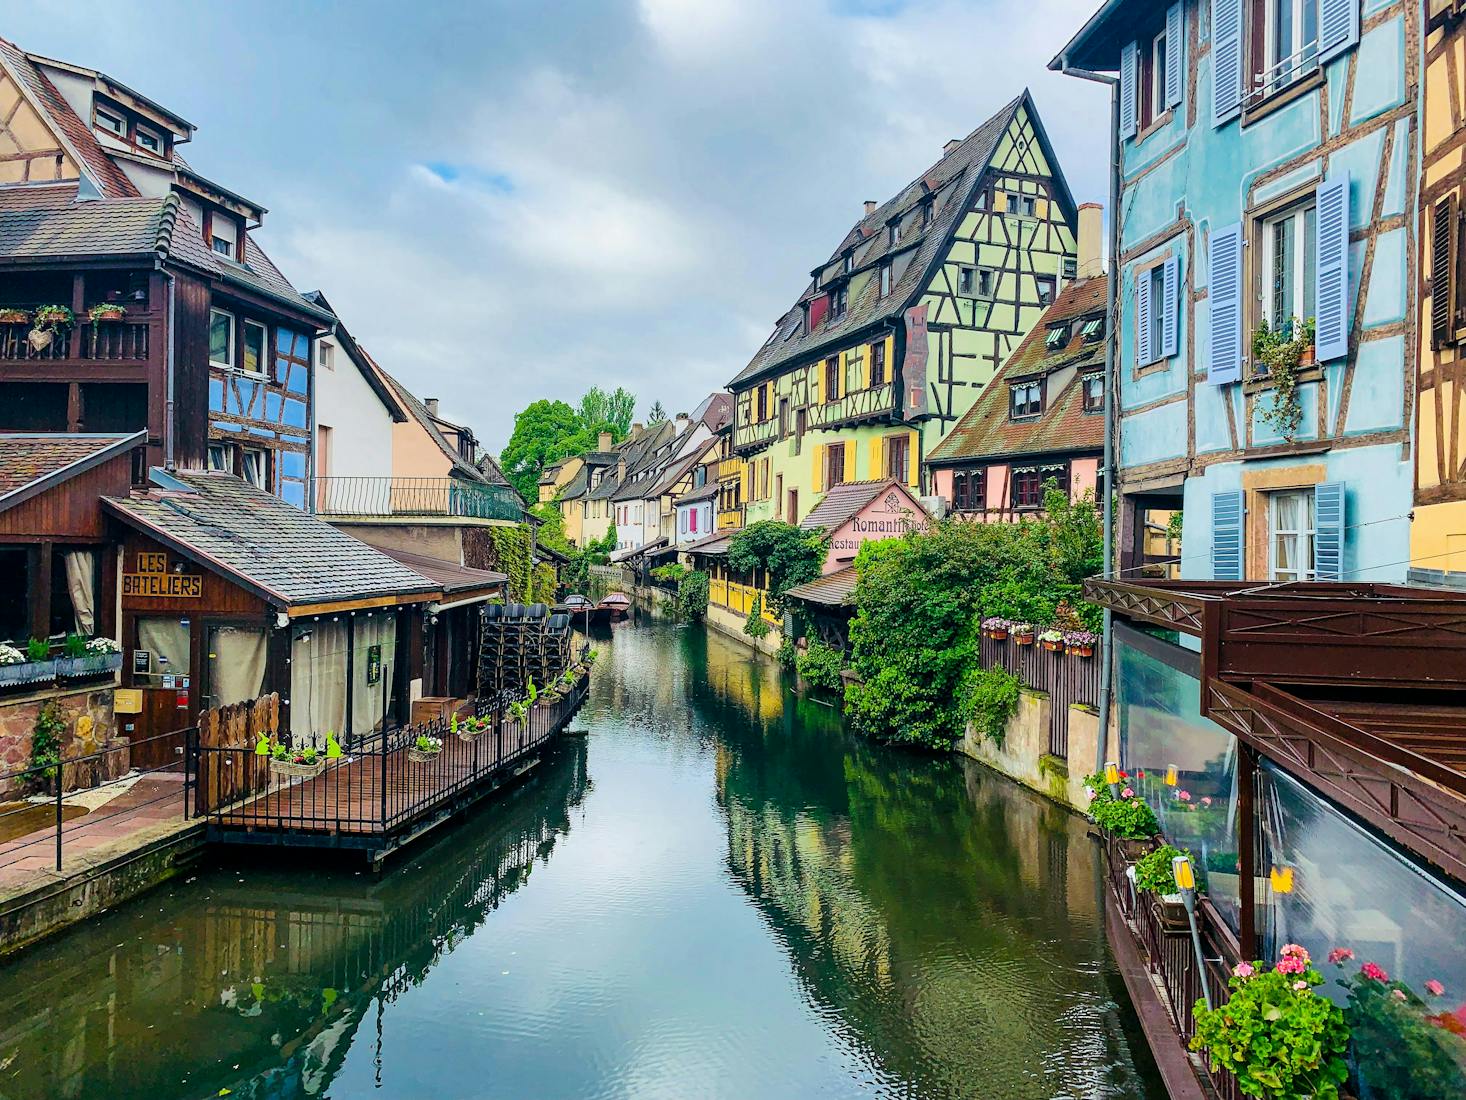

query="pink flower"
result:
[1327,947,1355,965]
[1281,943,1310,962]
[1293,980,1309,992]
[1392,989,1408,1002]
[1121,787,1135,799]
[1361,962,1389,982]
[1426,980,1446,997]
[1276,956,1307,976]
[1178,790,1192,802]
[1201,796,1213,806]
[1233,962,1255,979]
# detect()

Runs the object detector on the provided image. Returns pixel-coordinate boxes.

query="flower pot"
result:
[408,747,442,764]
[1067,643,1094,658]
[1114,836,1154,863]
[0,309,29,324]
[1155,893,1190,930]
[0,658,59,686]
[91,306,125,322]
[1012,631,1034,646]
[988,629,1008,641]
[57,653,122,679]
[271,757,324,779]
[1300,344,1316,368]
[1040,639,1061,652]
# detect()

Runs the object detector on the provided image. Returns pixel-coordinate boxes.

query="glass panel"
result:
[1272,215,1295,324]
[206,625,267,708]
[135,616,190,686]
[209,311,232,366]
[241,450,267,489]
[242,322,264,375]
[0,547,30,645]
[1116,635,1243,931]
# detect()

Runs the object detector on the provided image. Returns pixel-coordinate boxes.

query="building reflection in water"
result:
[0,737,589,1100]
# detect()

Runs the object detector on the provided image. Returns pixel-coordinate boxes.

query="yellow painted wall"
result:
[0,71,81,185]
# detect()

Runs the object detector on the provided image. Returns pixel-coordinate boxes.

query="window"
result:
[756,384,769,422]
[831,285,848,320]
[952,469,973,512]
[135,126,163,154]
[1045,324,1071,351]
[824,444,846,488]
[883,435,908,484]
[1063,257,1079,280]
[920,201,933,228]
[1082,373,1106,413]
[959,266,996,298]
[1259,0,1320,98]
[212,236,233,257]
[870,340,887,387]
[843,252,854,274]
[1036,275,1057,306]
[879,262,892,297]
[1146,265,1167,364]
[1010,380,1043,419]
[1080,315,1105,343]
[1011,469,1044,509]
[209,308,234,367]
[1151,31,1169,123]
[1260,196,1317,342]
[242,320,267,376]
[844,347,864,393]
[824,357,840,404]
[1015,194,1037,218]
[242,449,269,491]
[887,223,899,247]
[1270,488,1316,581]
[207,443,232,472]
[94,107,125,136]
[210,217,238,259]
[319,341,336,371]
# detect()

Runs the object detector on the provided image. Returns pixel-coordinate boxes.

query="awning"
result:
[783,566,858,607]
[376,547,507,610]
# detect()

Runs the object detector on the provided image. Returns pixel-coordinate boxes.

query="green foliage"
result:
[650,563,688,584]
[796,642,844,691]
[743,593,771,638]
[1333,959,1466,1100]
[486,525,538,602]
[676,569,709,622]
[575,386,635,443]
[62,633,88,658]
[1252,317,1313,440]
[727,521,827,616]
[967,665,1021,747]
[26,637,49,662]
[776,636,797,669]
[499,398,581,502]
[1192,950,1349,1100]
[31,700,66,784]
[1091,790,1161,839]
[1135,844,1189,894]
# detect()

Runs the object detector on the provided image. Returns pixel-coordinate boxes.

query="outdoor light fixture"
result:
[1165,763,1178,787]
[1172,853,1213,1010]
[1104,760,1121,799]
[1270,865,1295,894]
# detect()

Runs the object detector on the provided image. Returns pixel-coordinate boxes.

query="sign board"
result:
[132,650,151,676]
[123,551,202,598]
[366,644,383,686]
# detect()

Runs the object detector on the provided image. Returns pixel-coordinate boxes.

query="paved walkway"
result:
[0,773,188,891]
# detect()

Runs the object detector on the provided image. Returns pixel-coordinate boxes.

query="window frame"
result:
[240,319,268,378]
[241,447,271,492]
[1035,275,1057,306]
[1082,372,1106,414]
[831,284,848,320]
[1268,487,1317,582]
[1011,468,1044,510]
[824,443,847,489]
[879,262,892,298]
[208,308,236,369]
[94,106,126,136]
[824,357,840,405]
[1009,379,1044,420]
[883,434,909,484]
[135,125,164,155]
[870,340,887,387]
[1045,323,1071,351]
[319,341,336,371]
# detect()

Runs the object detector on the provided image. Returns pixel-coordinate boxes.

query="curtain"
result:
[208,625,267,708]
[350,612,397,737]
[137,617,190,684]
[63,550,97,635]
[290,620,348,747]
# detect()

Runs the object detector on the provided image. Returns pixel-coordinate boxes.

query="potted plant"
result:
[88,302,126,326]
[28,304,73,352]
[1251,316,1311,439]
[1135,843,1193,928]
[981,617,1010,641]
[1038,628,1064,652]
[1064,630,1097,657]
[1011,622,1035,646]
[1192,945,1349,1100]
[453,713,492,742]
[0,307,30,324]
[1091,784,1161,861]
[408,733,443,763]
[1329,951,1466,1099]
[55,633,89,677]
[264,739,323,778]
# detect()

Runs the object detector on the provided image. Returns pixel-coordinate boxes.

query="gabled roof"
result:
[104,471,437,612]
[784,566,859,607]
[558,464,593,501]
[683,530,735,557]
[0,431,144,510]
[376,546,506,596]
[365,358,512,491]
[730,91,1075,390]
[301,290,409,423]
[800,479,926,534]
[674,481,720,506]
[927,275,1107,465]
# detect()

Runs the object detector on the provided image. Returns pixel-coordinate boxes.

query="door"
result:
[787,488,799,525]
[129,614,194,769]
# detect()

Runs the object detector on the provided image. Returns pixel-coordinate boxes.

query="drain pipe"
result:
[158,260,177,472]
[1060,57,1121,764]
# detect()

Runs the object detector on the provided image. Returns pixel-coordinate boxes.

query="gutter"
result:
[156,258,177,471]
[1059,56,1122,767]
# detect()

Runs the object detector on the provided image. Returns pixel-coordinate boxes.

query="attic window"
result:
[887,223,898,247]
[95,107,125,136]
[135,126,163,154]
[1013,195,1037,217]
[1044,324,1071,350]
[843,252,854,274]
[1009,380,1043,420]
[1082,373,1105,413]
[1081,316,1105,343]
[831,285,848,320]
[879,262,892,297]
[920,201,933,228]
[958,266,995,298]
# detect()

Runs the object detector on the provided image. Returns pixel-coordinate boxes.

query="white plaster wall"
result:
[314,336,395,481]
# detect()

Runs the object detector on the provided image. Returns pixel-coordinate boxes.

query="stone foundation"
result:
[957,690,1100,813]
[0,686,120,798]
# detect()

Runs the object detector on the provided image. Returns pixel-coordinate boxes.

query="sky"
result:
[10,0,1110,453]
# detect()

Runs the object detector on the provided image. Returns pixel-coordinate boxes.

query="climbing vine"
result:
[743,593,771,638]
[31,700,65,791]
[676,570,709,622]
[486,525,535,602]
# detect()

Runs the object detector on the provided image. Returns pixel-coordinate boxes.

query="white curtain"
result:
[208,625,267,708]
[64,550,97,636]
[137,617,189,683]
[350,613,397,737]
[291,620,348,747]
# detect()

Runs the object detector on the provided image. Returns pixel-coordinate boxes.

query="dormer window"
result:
[1044,324,1071,351]
[1080,316,1105,343]
[212,237,232,257]
[879,262,892,298]
[843,252,854,275]
[1009,380,1043,419]
[135,126,163,155]
[209,215,239,260]
[920,201,933,228]
[94,106,125,136]
[831,285,848,320]
[887,223,899,247]
[1082,373,1106,413]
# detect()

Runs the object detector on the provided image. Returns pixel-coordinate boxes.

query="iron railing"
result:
[315,476,523,521]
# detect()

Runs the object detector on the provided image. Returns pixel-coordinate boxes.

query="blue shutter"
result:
[1209,222,1243,384]
[1136,267,1153,365]
[1212,491,1245,581]
[1120,41,1139,141]
[1315,174,1351,362]
[1165,3,1184,110]
[1318,0,1360,65]
[1314,482,1346,580]
[1161,255,1179,359]
[1212,0,1243,126]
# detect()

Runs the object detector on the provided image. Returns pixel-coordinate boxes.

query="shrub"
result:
[1331,954,1466,1100]
[62,633,88,658]
[776,636,797,668]
[797,642,844,691]
[1192,946,1348,1100]
[650,562,687,585]
[966,665,1021,746]
[25,637,49,662]
[1135,844,1190,895]
[727,521,827,616]
[31,701,66,786]
[743,593,771,638]
[1091,789,1161,839]
[676,569,709,622]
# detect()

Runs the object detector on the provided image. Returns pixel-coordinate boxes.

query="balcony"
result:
[317,477,523,523]
[716,506,744,531]
[0,315,159,377]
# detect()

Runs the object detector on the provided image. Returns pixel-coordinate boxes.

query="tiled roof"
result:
[674,481,720,506]
[0,183,79,211]
[376,547,507,595]
[783,566,859,607]
[927,274,1107,464]
[801,479,920,534]
[683,530,735,557]
[0,193,177,259]
[731,94,1060,389]
[104,471,437,610]
[0,432,140,502]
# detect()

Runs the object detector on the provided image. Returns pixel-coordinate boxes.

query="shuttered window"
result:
[825,443,847,489]
[1161,256,1179,358]
[1136,266,1154,364]
[1212,0,1244,126]
[1431,194,1457,349]
[1212,490,1245,581]
[1313,481,1345,580]
[1314,174,1350,362]
[1120,41,1139,140]
[1317,0,1360,65]
[1209,223,1244,384]
[1165,3,1184,109]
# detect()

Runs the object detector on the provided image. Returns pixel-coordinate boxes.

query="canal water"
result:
[0,619,1161,1099]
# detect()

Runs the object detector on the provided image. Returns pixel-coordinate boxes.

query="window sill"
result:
[1241,363,1324,396]
[1135,108,1174,144]
[1242,69,1324,127]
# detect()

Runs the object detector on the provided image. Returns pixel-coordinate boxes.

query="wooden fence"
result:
[194,693,280,815]
[978,636,1100,759]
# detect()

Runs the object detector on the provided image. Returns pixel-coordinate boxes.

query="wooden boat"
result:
[594,593,632,622]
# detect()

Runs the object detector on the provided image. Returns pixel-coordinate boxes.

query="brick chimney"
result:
[943,138,962,155]
[598,431,612,450]
[424,397,439,416]
[864,200,877,216]
[630,421,644,437]
[1077,203,1104,279]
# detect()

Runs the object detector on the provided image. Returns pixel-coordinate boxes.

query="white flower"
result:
[0,643,25,666]
[84,637,121,655]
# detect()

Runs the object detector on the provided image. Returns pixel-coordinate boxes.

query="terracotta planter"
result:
[1040,639,1061,652]
[988,628,1008,641]
[1066,644,1094,658]
[271,757,323,779]
[1300,344,1316,368]
[0,309,29,324]
[91,306,125,322]
[1012,631,1034,646]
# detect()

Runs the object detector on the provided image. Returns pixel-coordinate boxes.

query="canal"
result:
[0,619,1161,1099]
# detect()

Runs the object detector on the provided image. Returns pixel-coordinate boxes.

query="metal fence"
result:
[978,634,1101,759]
[315,476,523,521]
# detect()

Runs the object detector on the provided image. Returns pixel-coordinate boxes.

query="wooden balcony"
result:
[0,316,159,376]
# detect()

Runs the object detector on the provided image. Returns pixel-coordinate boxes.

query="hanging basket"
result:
[91,305,126,323]
[28,327,54,352]
[408,746,442,764]
[1066,643,1094,658]
[1012,631,1034,646]
[0,308,30,324]
[271,757,324,779]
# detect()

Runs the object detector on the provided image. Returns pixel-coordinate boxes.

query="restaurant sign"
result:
[123,551,202,598]
[829,490,931,555]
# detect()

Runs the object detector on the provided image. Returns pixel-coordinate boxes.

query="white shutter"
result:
[1120,41,1139,141]
[1161,256,1179,359]
[1165,3,1184,110]
[1136,267,1153,366]
[1212,0,1244,126]
[1209,223,1244,384]
[1318,0,1360,65]
[1315,173,1351,363]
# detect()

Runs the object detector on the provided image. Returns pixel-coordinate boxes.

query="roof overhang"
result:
[0,430,145,515]
[1048,0,1170,74]
[28,52,195,138]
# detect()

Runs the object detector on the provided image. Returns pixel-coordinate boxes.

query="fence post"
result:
[54,774,63,872]
[380,727,388,828]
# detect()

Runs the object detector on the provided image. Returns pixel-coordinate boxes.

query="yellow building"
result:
[1417,2,1466,587]
[728,92,1078,526]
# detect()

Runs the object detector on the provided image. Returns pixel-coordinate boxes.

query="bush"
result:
[776,636,797,668]
[743,593,771,638]
[1135,844,1190,894]
[676,569,709,622]
[727,521,827,616]
[797,642,844,691]
[31,700,65,787]
[1091,789,1161,839]
[650,562,687,585]
[966,665,1021,746]
[1192,946,1348,1099]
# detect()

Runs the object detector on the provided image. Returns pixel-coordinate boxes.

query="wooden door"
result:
[131,688,192,769]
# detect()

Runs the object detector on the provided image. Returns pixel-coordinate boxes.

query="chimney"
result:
[598,431,612,451]
[863,200,877,216]
[424,397,440,417]
[1077,203,1104,279]
[943,138,962,156]
[674,412,690,434]
[631,421,644,438]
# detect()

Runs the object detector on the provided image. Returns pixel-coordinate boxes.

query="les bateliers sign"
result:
[123,551,202,599]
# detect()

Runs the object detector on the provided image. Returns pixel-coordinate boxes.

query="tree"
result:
[576,387,635,443]
[727,521,827,616]
[646,400,668,424]
[499,399,580,501]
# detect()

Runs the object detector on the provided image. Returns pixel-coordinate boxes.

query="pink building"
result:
[926,274,1107,520]
[801,479,932,574]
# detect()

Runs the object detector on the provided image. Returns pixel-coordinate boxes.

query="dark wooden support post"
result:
[30,542,53,641]
[67,383,83,433]
[1238,743,1258,960]
[69,273,84,360]
[266,619,292,734]
[98,544,118,639]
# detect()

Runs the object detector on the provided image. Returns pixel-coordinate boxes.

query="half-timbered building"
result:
[727,92,1079,526]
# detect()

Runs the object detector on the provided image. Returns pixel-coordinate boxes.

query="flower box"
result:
[56,653,123,679]
[1012,632,1034,646]
[0,658,60,687]
[1154,893,1190,930]
[407,746,442,764]
[987,628,1008,641]
[1039,639,1061,652]
[271,757,324,779]
[90,305,125,323]
[0,308,30,324]
[1066,643,1094,658]
[1114,835,1153,863]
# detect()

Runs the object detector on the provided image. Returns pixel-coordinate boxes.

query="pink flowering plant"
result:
[1332,951,1466,1100]
[1192,944,1349,1099]
[1089,783,1160,839]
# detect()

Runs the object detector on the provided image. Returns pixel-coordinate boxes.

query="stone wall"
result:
[956,689,1099,814]
[0,686,121,798]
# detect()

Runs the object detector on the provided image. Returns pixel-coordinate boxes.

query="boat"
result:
[594,593,633,622]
